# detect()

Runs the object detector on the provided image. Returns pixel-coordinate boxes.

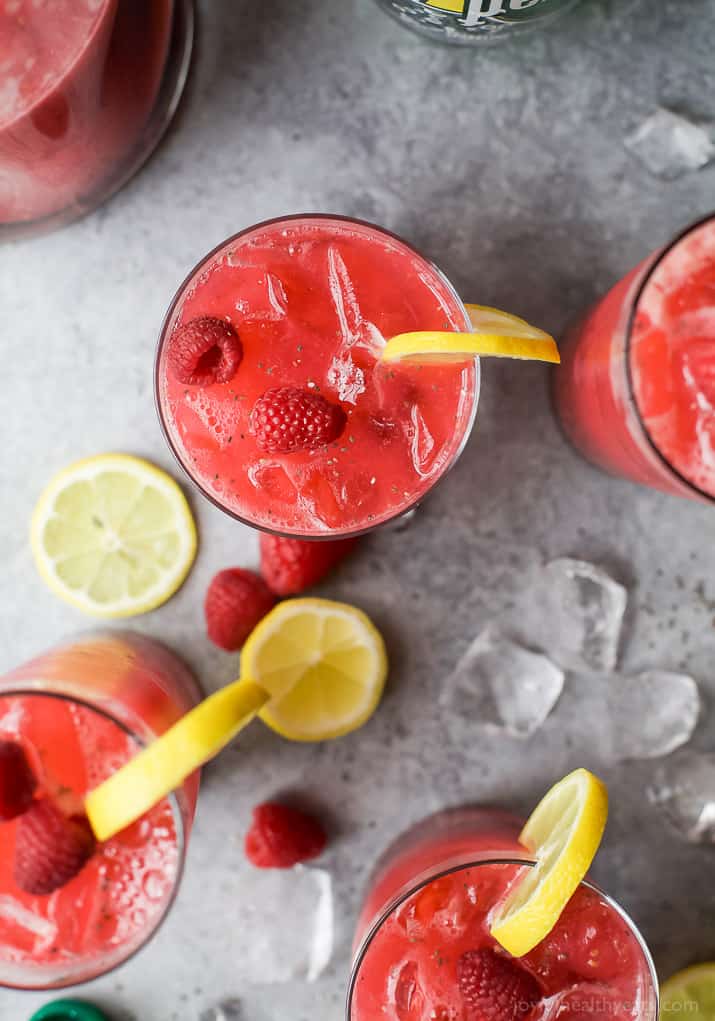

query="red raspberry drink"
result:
[156,215,479,538]
[0,0,193,238]
[0,632,200,989]
[553,214,715,502]
[349,808,658,1021]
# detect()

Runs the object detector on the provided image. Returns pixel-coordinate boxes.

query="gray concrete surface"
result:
[3,0,715,1016]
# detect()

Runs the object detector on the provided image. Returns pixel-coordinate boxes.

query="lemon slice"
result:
[661,963,715,1021]
[86,680,268,841]
[31,454,197,618]
[380,303,560,365]
[490,768,608,957]
[241,598,388,742]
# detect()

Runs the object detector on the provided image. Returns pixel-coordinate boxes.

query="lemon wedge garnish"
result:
[242,598,388,742]
[31,454,197,618]
[380,303,560,365]
[86,598,388,837]
[86,680,268,841]
[490,768,608,957]
[661,963,715,1021]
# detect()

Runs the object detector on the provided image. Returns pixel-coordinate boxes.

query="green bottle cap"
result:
[29,1000,110,1021]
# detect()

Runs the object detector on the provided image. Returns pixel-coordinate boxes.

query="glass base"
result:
[373,0,581,45]
[1,0,194,242]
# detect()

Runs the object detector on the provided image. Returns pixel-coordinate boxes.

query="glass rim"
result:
[346,855,659,1021]
[624,210,715,505]
[154,212,481,540]
[0,686,188,991]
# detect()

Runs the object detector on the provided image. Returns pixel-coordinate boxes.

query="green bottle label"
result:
[421,0,570,24]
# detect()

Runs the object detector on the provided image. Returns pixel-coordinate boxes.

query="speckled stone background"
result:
[3,0,715,1017]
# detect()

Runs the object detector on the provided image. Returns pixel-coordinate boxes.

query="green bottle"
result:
[373,0,582,44]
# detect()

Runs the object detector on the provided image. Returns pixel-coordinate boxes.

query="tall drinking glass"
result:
[349,808,658,1021]
[155,214,480,539]
[0,0,194,240]
[0,632,201,989]
[553,214,715,504]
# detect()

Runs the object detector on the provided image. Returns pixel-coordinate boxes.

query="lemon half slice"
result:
[242,598,388,742]
[86,680,268,841]
[490,768,608,957]
[31,454,197,618]
[661,963,715,1021]
[380,303,560,365]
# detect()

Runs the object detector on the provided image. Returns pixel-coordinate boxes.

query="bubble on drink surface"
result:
[624,108,715,180]
[648,751,715,843]
[199,1000,242,1021]
[509,558,627,673]
[441,628,564,738]
[224,866,334,983]
[607,670,700,761]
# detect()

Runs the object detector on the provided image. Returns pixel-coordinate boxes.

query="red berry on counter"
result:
[167,315,243,386]
[249,386,346,453]
[260,534,358,596]
[205,568,277,651]
[245,802,327,869]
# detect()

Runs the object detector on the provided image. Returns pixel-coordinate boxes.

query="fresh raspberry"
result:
[260,534,358,596]
[205,569,276,651]
[0,740,37,821]
[14,799,96,896]
[245,802,327,869]
[249,386,346,453]
[167,315,243,386]
[457,949,541,1021]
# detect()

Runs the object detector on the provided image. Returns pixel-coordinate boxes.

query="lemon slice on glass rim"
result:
[86,598,388,840]
[490,768,609,957]
[31,454,197,618]
[380,303,560,365]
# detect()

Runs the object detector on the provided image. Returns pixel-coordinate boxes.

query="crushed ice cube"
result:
[648,751,715,843]
[608,670,700,761]
[441,629,564,738]
[227,866,333,983]
[625,108,715,180]
[327,351,366,403]
[406,405,436,478]
[0,895,57,950]
[199,1001,242,1021]
[265,272,288,317]
[510,558,627,672]
[328,244,361,345]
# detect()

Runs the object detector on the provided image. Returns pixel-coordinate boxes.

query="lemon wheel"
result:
[31,454,197,618]
[242,598,388,742]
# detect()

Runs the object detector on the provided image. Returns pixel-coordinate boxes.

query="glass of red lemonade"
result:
[0,0,194,239]
[348,808,658,1021]
[552,213,715,503]
[155,214,480,539]
[0,632,201,989]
